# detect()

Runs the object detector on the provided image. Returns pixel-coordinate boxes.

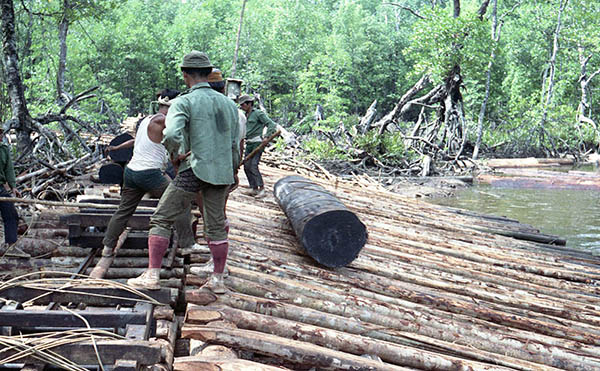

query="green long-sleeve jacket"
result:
[163,82,239,185]
[0,143,16,189]
[245,108,277,142]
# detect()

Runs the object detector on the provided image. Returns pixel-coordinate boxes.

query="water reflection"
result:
[430,184,600,252]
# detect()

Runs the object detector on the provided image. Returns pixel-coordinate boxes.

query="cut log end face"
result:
[302,210,367,268]
[98,163,124,184]
[108,132,134,162]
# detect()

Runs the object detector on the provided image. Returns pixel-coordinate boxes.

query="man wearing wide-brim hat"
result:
[128,51,239,294]
[238,93,277,198]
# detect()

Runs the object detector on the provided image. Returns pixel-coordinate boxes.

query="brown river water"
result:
[429,167,600,253]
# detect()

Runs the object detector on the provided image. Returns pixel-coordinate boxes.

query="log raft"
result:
[4,152,600,370]
[183,162,600,370]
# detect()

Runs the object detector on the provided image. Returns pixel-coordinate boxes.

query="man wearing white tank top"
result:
[93,90,199,274]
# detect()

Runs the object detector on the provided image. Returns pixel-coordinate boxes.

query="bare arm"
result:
[147,113,166,144]
[106,138,134,152]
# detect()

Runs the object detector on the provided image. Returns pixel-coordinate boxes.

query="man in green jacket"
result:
[0,126,26,258]
[128,51,239,293]
[238,94,277,198]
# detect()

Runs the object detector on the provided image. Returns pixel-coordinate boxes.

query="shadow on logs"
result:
[274,175,367,268]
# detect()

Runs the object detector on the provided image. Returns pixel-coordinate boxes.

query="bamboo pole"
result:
[242,130,281,164]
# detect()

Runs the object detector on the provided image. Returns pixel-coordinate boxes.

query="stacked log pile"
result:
[3,153,600,370]
[181,164,600,370]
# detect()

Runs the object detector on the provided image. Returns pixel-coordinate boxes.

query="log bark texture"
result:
[182,326,409,370]
[273,175,367,267]
[185,305,515,370]
[174,356,287,371]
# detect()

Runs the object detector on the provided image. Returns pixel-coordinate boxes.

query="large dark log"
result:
[108,132,134,163]
[99,162,124,184]
[273,175,367,268]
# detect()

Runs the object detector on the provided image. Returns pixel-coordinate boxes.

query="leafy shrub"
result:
[302,137,349,160]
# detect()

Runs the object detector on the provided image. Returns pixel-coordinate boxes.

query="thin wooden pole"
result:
[230,0,248,78]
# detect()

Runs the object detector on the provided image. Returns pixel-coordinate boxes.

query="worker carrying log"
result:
[238,94,278,198]
[274,175,368,268]
[128,51,239,294]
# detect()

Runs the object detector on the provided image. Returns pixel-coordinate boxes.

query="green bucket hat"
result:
[238,94,254,105]
[180,51,214,69]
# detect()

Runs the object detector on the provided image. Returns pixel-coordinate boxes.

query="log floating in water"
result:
[468,225,566,245]
[273,175,367,268]
[482,157,575,168]
[477,172,600,191]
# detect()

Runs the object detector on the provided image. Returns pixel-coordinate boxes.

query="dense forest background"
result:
[1,0,600,173]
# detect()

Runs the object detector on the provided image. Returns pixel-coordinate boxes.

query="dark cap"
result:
[180,51,214,69]
[238,94,254,105]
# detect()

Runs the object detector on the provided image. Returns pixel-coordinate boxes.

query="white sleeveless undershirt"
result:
[126,115,168,171]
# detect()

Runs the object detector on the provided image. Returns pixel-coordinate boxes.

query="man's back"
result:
[164,82,239,185]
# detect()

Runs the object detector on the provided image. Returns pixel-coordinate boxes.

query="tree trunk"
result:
[1,0,33,152]
[576,43,600,132]
[230,0,247,79]
[473,0,498,160]
[375,73,431,135]
[185,289,564,370]
[57,2,69,105]
[453,0,461,18]
[174,357,285,371]
[539,0,569,142]
[358,99,377,134]
[182,326,408,370]
[192,271,600,369]
[440,64,465,157]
